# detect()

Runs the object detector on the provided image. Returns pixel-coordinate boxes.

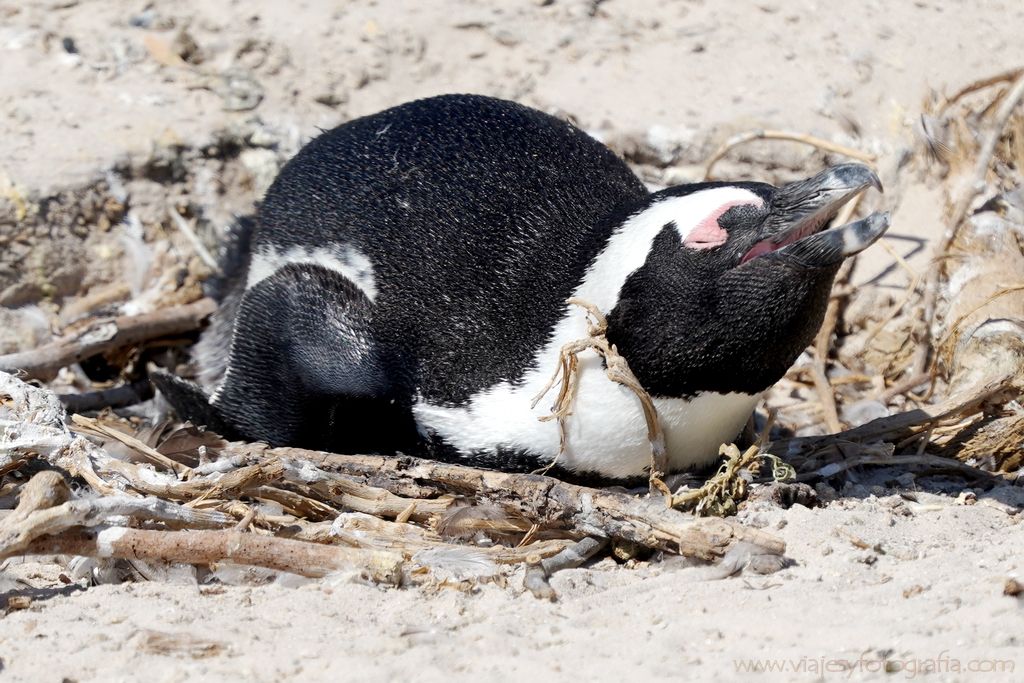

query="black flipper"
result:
[210,263,412,453]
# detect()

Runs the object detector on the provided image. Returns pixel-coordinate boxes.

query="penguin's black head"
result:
[653,163,887,273]
[605,163,889,398]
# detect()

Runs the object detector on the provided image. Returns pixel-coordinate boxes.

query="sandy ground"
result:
[2,1,1024,681]
[2,486,1022,682]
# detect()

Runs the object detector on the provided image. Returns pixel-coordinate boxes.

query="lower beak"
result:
[777,211,890,268]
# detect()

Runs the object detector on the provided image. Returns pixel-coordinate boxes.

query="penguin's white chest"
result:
[412,352,760,479]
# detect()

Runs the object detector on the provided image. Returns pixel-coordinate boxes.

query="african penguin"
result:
[154,94,889,480]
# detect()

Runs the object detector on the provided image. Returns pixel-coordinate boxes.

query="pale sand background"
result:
[1,1,1023,681]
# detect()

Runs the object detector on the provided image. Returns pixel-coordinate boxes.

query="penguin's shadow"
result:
[857,232,928,288]
[829,467,1022,505]
[0,581,86,609]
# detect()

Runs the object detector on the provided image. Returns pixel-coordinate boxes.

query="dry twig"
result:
[703,129,875,180]
[0,298,216,381]
[23,527,404,584]
[767,377,1019,474]
[0,471,232,558]
[71,414,192,476]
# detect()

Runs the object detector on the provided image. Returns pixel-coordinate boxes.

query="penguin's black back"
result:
[255,94,648,404]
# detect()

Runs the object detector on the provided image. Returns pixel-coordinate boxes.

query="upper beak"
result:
[741,163,889,266]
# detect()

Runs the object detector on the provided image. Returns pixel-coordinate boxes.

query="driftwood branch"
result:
[767,377,1020,472]
[795,453,1003,483]
[0,298,216,381]
[58,380,153,414]
[294,513,574,565]
[223,444,786,561]
[811,259,855,434]
[0,471,402,585]
[23,527,404,584]
[0,471,233,558]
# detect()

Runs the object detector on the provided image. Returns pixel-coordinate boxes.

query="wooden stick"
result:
[877,371,932,402]
[294,515,574,564]
[224,444,786,561]
[22,527,403,584]
[811,281,849,434]
[58,381,153,414]
[100,458,282,501]
[796,453,1004,482]
[249,484,340,520]
[307,476,453,522]
[0,298,216,380]
[768,377,1018,462]
[0,472,234,558]
[703,129,875,180]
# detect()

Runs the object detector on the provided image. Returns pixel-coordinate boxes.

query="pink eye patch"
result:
[683,199,762,250]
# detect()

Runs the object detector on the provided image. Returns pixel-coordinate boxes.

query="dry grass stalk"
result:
[531,298,670,497]
[71,414,191,475]
[702,129,875,180]
[167,201,219,272]
[0,298,216,381]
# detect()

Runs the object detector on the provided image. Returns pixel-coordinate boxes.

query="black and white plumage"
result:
[156,94,889,479]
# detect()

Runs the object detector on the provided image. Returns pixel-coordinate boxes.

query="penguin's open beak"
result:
[741,163,889,267]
